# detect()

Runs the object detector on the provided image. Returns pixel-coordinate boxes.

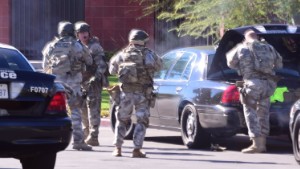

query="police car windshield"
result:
[0,48,33,71]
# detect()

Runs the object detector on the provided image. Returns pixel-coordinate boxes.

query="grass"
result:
[101,76,118,117]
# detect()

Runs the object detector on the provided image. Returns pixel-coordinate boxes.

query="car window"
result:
[154,51,181,79]
[0,48,32,71]
[167,52,195,80]
[182,59,193,80]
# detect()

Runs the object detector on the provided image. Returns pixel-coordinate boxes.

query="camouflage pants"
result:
[113,91,150,149]
[81,81,102,139]
[68,93,85,144]
[56,73,85,144]
[240,79,275,138]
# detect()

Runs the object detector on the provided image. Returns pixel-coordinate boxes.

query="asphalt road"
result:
[0,120,298,169]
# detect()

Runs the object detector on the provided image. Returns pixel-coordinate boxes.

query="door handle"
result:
[176,87,182,93]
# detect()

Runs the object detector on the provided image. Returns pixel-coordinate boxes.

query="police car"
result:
[0,43,72,169]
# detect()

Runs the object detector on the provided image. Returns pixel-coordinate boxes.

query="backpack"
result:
[248,41,276,75]
[118,46,147,84]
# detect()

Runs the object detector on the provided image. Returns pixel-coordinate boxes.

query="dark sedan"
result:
[0,43,72,169]
[110,24,300,149]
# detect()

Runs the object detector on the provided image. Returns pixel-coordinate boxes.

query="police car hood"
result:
[210,24,300,77]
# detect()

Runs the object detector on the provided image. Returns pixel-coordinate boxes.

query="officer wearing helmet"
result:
[74,21,109,146]
[42,21,93,151]
[109,29,162,158]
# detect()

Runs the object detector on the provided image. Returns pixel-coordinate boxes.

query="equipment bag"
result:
[248,41,276,75]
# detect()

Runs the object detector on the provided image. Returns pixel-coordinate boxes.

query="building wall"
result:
[85,0,155,52]
[0,0,11,44]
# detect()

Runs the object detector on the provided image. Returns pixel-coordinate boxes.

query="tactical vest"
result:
[48,37,73,75]
[118,46,151,85]
[85,38,99,76]
[49,37,84,76]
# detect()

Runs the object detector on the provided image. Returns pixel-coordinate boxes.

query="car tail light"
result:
[46,92,67,115]
[221,85,240,104]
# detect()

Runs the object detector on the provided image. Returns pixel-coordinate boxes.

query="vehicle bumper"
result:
[196,105,245,137]
[0,117,72,158]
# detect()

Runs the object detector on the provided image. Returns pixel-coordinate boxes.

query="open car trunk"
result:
[209,24,300,133]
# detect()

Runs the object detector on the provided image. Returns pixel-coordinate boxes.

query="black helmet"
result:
[75,21,90,33]
[128,29,149,45]
[58,21,74,37]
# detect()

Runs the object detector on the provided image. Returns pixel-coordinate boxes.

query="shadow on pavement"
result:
[144,134,293,153]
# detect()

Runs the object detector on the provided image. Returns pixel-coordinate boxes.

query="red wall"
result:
[0,0,10,44]
[85,0,155,52]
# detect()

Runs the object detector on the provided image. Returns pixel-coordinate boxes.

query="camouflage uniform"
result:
[226,30,282,153]
[42,21,93,151]
[75,21,109,146]
[109,29,162,157]
[80,37,109,143]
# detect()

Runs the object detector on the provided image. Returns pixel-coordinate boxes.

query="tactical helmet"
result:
[58,21,74,37]
[75,21,90,33]
[128,29,149,45]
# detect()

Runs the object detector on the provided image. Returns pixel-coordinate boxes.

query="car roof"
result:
[0,43,18,51]
[165,46,216,56]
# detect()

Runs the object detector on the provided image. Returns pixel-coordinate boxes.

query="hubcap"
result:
[298,129,300,150]
[186,112,195,139]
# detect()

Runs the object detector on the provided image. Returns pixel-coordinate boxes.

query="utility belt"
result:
[118,83,156,108]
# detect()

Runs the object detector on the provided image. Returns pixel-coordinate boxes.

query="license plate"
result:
[0,84,8,99]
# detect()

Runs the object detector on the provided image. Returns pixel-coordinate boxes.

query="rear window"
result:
[207,54,240,81]
[0,48,33,71]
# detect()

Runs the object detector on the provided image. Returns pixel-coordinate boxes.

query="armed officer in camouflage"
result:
[42,21,93,151]
[75,21,109,146]
[109,29,162,158]
[226,29,282,153]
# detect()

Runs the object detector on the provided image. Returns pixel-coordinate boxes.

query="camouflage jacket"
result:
[226,41,283,80]
[42,36,93,81]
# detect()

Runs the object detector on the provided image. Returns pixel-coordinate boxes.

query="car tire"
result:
[109,102,135,140]
[20,152,56,169]
[180,104,211,149]
[292,114,300,164]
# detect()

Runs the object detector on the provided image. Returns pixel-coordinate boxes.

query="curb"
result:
[101,118,111,127]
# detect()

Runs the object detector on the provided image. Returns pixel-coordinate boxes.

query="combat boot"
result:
[131,149,146,158]
[112,148,122,157]
[241,137,266,153]
[85,136,100,146]
[72,142,93,151]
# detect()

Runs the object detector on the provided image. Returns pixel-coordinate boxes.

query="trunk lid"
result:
[0,70,55,117]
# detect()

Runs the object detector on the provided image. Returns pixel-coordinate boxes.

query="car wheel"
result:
[180,104,211,149]
[292,114,300,164]
[109,102,135,140]
[20,152,56,169]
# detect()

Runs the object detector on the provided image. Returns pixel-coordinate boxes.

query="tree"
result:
[132,0,300,41]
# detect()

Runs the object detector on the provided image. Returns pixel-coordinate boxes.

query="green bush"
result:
[101,75,118,118]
